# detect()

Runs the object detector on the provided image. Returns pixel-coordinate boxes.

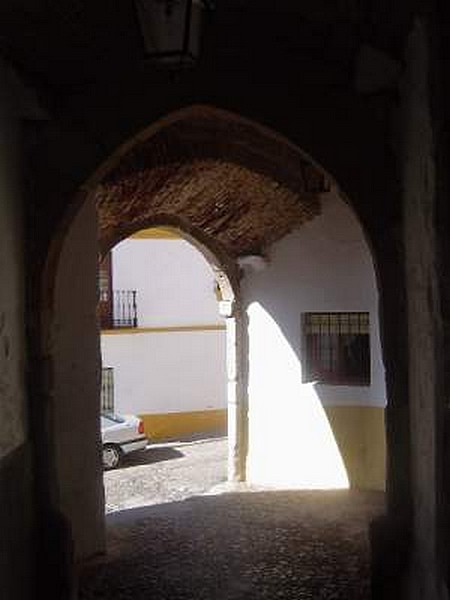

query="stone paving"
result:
[103,435,228,513]
[80,468,384,600]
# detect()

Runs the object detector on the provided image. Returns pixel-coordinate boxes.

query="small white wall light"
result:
[237,255,269,274]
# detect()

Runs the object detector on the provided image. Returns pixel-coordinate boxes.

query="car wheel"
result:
[103,444,121,470]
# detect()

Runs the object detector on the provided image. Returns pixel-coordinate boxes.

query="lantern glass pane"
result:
[135,0,202,64]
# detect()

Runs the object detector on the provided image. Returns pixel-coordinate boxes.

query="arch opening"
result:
[42,104,387,564]
[100,224,237,512]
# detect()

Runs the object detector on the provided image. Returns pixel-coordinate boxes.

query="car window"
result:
[101,412,125,424]
[101,416,114,429]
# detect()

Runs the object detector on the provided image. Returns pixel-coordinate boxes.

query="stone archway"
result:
[100,217,243,483]
[43,104,380,563]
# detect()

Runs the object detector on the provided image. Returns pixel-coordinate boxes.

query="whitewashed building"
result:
[100,228,227,441]
[242,196,386,490]
[100,195,386,490]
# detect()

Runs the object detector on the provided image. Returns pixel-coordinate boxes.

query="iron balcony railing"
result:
[99,289,138,329]
[113,289,138,328]
[101,367,114,412]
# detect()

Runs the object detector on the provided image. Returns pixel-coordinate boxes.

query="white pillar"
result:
[220,299,244,482]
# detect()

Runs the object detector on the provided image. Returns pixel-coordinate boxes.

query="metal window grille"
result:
[101,367,115,412]
[97,254,113,329]
[302,312,370,386]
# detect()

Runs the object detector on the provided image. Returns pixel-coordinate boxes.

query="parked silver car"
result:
[101,412,148,469]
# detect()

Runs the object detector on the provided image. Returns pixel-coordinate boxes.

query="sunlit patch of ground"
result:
[103,435,227,513]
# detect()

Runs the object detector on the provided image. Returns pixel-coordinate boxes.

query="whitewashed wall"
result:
[101,330,226,414]
[243,195,386,488]
[101,236,226,415]
[111,237,223,327]
[243,195,385,408]
[53,197,104,558]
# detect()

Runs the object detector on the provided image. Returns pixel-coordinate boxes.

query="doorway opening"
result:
[98,226,232,512]
[43,106,387,600]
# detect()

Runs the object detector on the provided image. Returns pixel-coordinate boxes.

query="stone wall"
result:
[51,196,105,560]
[0,60,26,460]
[0,59,34,600]
[400,17,447,600]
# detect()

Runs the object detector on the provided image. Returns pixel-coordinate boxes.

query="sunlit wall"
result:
[243,195,386,490]
[247,301,349,488]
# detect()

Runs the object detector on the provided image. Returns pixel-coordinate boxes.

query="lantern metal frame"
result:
[134,0,215,67]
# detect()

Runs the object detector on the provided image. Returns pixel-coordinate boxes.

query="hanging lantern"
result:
[134,0,208,67]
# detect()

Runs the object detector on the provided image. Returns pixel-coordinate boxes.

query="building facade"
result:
[100,197,386,490]
[243,195,386,491]
[100,228,227,440]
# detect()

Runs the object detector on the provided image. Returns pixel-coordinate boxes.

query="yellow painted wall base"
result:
[324,406,386,491]
[141,405,385,491]
[140,409,227,441]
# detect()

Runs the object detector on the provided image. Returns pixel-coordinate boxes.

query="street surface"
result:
[104,435,227,513]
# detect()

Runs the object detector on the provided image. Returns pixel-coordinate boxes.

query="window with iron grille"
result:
[101,367,115,412]
[98,253,113,329]
[302,312,370,386]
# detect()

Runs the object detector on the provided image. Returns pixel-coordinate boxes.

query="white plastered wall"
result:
[101,330,226,414]
[52,197,104,559]
[243,195,386,488]
[101,237,226,416]
[111,238,223,327]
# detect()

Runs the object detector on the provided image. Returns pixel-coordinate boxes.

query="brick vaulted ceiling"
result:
[93,106,330,258]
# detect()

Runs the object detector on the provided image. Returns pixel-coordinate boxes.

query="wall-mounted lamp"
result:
[238,255,269,274]
[134,0,213,67]
[299,161,332,194]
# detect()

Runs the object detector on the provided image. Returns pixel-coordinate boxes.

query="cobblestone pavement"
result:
[80,446,385,600]
[104,435,228,513]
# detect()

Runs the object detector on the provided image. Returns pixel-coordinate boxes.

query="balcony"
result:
[98,289,138,329]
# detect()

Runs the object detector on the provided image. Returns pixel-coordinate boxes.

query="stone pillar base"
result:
[370,514,411,599]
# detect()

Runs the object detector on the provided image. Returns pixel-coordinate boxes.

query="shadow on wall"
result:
[246,301,386,491]
[323,405,385,491]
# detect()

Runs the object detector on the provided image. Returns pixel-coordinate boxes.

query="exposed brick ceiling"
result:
[93,107,328,257]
